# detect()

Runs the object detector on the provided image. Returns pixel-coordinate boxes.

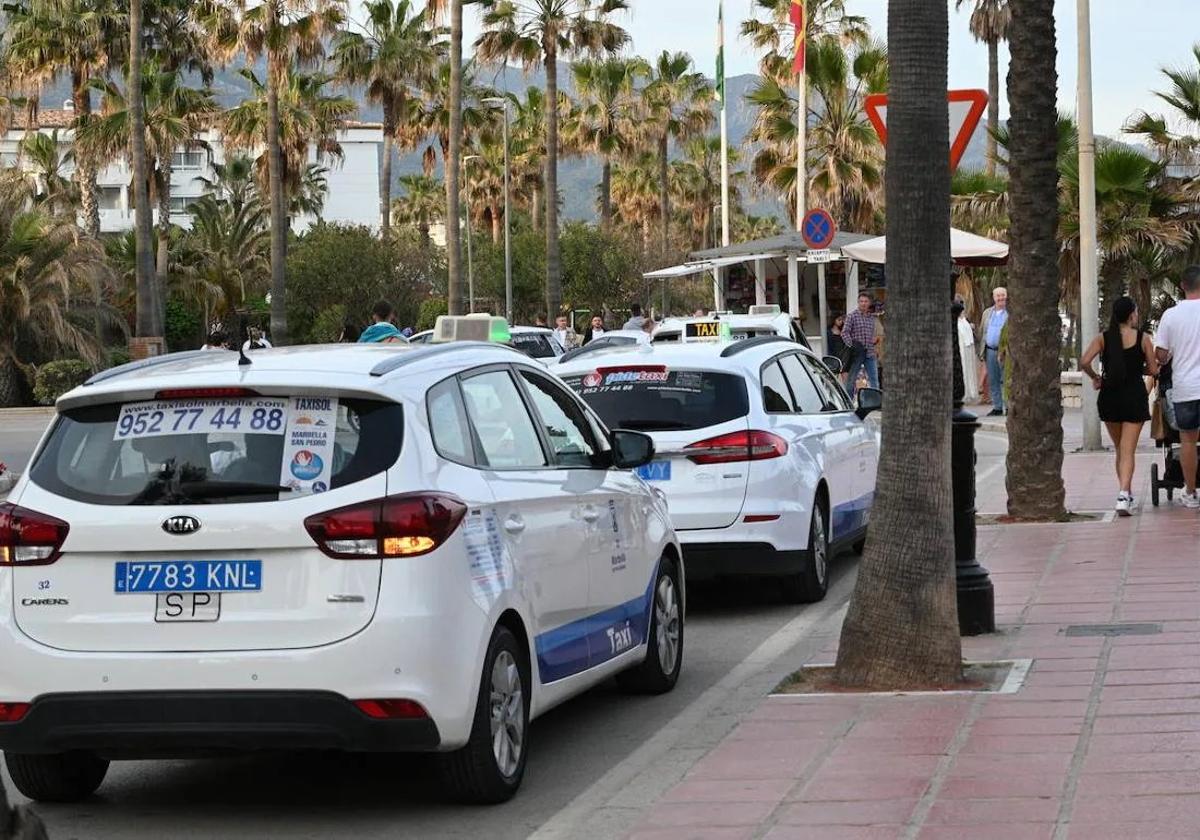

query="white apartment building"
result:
[1,103,384,233]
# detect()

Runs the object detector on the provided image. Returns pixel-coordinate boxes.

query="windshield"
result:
[510,333,561,359]
[560,369,748,432]
[30,396,403,505]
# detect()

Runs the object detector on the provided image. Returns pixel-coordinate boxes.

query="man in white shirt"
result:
[552,315,579,350]
[1155,265,1200,507]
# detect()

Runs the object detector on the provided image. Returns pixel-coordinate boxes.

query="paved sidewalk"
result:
[624,464,1200,839]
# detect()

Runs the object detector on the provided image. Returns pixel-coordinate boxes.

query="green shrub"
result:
[165,299,202,352]
[106,347,131,369]
[417,298,447,331]
[311,304,348,343]
[33,359,92,405]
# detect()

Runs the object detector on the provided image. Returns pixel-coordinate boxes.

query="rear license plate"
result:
[636,461,672,481]
[115,560,262,594]
[155,592,221,622]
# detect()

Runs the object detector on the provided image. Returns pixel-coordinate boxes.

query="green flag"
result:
[716,1,725,104]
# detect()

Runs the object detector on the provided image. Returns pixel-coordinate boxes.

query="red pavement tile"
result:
[972,700,1090,718]
[924,797,1062,824]
[1104,669,1200,686]
[1066,824,1200,840]
[685,751,818,781]
[919,826,1054,840]
[948,753,1075,777]
[662,779,795,804]
[1086,732,1200,753]
[763,827,902,840]
[797,775,931,802]
[1081,751,1200,773]
[846,720,965,739]
[1091,714,1200,734]
[773,799,919,826]
[970,716,1083,736]
[627,829,755,840]
[640,801,780,828]
[1074,770,1200,797]
[1099,682,1200,700]
[1071,794,1200,824]
[1023,669,1097,686]
[1098,698,1200,716]
[818,754,945,777]
[749,701,864,723]
[957,733,1080,754]
[832,736,954,756]
[730,720,850,740]
[937,774,1066,799]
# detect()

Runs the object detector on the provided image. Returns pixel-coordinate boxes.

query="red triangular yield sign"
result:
[863,89,990,171]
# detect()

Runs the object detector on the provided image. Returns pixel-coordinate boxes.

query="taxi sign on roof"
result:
[433,314,511,344]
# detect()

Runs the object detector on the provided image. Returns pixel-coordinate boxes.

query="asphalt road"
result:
[0,411,1012,839]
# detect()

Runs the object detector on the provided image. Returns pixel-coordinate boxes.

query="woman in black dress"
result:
[1081,296,1159,516]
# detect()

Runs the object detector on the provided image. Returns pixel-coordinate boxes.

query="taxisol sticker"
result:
[278,397,338,494]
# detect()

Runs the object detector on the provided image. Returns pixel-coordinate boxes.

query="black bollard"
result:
[952,298,996,636]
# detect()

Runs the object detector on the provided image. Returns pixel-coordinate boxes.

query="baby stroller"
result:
[1150,360,1187,506]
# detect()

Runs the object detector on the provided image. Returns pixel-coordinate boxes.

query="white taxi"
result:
[653,305,812,350]
[0,317,683,804]
[557,337,880,603]
[410,324,567,364]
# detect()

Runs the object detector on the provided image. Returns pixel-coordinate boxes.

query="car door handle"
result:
[503,515,526,534]
[581,505,600,523]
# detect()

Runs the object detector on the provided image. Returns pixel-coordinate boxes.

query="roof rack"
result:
[719,335,796,358]
[84,350,224,386]
[368,341,522,377]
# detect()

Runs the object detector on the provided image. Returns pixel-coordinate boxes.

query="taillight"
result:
[0,503,69,566]
[0,702,30,723]
[353,699,428,719]
[686,431,788,464]
[304,494,467,559]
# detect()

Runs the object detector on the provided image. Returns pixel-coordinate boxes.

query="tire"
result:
[617,556,684,695]
[852,536,866,554]
[1151,463,1160,507]
[781,498,829,604]
[5,751,109,803]
[440,625,530,804]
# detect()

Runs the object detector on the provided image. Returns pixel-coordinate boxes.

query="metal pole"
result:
[1077,0,1102,450]
[817,262,828,355]
[503,105,512,324]
[720,106,730,248]
[795,51,807,227]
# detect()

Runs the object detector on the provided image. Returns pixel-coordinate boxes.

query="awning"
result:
[841,228,1009,267]
[641,253,785,280]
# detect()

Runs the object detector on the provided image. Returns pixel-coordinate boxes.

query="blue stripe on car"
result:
[535,568,657,683]
[831,492,874,539]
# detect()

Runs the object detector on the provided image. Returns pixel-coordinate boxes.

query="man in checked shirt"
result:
[843,292,881,397]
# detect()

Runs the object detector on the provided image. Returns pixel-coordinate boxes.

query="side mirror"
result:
[856,387,882,420]
[610,429,656,469]
[822,355,843,375]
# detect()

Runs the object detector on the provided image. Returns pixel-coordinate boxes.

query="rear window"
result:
[561,368,748,431]
[30,396,403,505]
[510,333,560,359]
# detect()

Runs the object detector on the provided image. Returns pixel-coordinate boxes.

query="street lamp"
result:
[482,96,512,323]
[461,154,479,313]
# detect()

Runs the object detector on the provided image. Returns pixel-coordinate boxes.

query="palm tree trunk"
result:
[491,202,501,244]
[445,0,464,315]
[544,41,562,317]
[658,132,669,254]
[532,184,542,232]
[600,157,612,231]
[266,47,289,346]
[73,70,100,238]
[156,160,171,295]
[986,38,1000,178]
[129,0,159,338]
[0,358,24,408]
[1004,0,1065,520]
[380,100,394,239]
[834,0,962,688]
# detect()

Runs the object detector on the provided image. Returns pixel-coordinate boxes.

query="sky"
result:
[453,0,1199,140]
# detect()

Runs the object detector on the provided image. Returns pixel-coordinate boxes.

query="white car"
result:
[0,319,683,804]
[653,306,812,351]
[556,329,647,364]
[410,325,567,364]
[557,336,880,603]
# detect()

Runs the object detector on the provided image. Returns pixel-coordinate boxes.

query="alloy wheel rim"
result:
[813,511,828,585]
[489,650,524,778]
[655,575,680,674]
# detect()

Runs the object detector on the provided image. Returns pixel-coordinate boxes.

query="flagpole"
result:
[794,0,806,229]
[719,0,730,248]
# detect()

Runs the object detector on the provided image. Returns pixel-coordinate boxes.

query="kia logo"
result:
[162,515,201,535]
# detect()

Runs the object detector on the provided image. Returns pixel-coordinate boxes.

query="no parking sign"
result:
[801,208,837,250]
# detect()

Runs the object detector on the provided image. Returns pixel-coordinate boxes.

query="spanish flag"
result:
[790,0,806,75]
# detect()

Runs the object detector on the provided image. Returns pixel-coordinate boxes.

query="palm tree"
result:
[511,86,548,231]
[463,137,508,243]
[670,135,740,250]
[0,172,116,405]
[742,0,869,58]
[78,65,218,304]
[19,131,78,213]
[644,51,713,255]
[182,190,270,320]
[476,0,630,318]
[393,173,444,246]
[200,0,347,346]
[333,0,443,238]
[834,0,962,686]
[1125,44,1200,171]
[418,59,497,176]
[129,0,158,339]
[4,0,121,238]
[611,152,660,250]
[1002,0,1065,520]
[570,56,645,230]
[955,0,1010,177]
[747,37,886,231]
[222,69,356,211]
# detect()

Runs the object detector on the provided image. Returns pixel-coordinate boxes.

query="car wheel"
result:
[440,625,530,804]
[852,535,867,554]
[617,556,684,695]
[782,498,829,603]
[5,751,109,803]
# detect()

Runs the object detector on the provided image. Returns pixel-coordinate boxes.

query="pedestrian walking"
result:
[1081,296,1159,515]
[827,314,848,365]
[842,293,880,397]
[1154,265,1200,507]
[242,327,272,351]
[553,314,580,350]
[583,315,607,345]
[978,286,1009,415]
[201,331,228,351]
[338,318,362,342]
[534,313,549,328]
[956,304,979,403]
[622,303,646,331]
[357,300,406,343]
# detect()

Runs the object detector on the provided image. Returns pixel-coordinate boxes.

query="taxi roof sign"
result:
[748,304,782,317]
[432,314,511,344]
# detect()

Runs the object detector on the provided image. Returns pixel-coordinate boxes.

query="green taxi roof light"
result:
[490,321,511,342]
